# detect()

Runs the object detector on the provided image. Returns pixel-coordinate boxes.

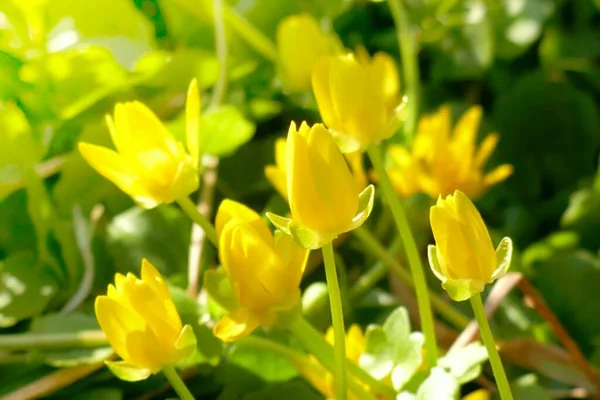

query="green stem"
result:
[208,0,228,111]
[0,331,107,351]
[177,0,277,62]
[352,227,469,329]
[470,294,514,400]
[322,242,347,400]
[163,366,195,400]
[387,0,420,138]
[367,146,438,367]
[176,197,218,248]
[289,316,396,399]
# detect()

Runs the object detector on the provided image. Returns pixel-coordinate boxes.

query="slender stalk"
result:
[322,242,347,400]
[176,196,218,248]
[289,316,396,399]
[163,366,195,400]
[208,0,228,111]
[387,0,420,138]
[367,146,438,367]
[470,293,514,400]
[353,227,469,329]
[0,331,107,351]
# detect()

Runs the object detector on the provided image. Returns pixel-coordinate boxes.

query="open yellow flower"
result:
[79,79,202,208]
[428,190,512,301]
[214,199,308,342]
[266,122,374,249]
[380,105,513,199]
[276,13,332,92]
[95,259,196,381]
[312,50,401,152]
[264,138,367,202]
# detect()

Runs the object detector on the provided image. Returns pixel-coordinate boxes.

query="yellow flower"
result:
[95,259,196,381]
[428,190,512,301]
[462,389,490,400]
[300,325,370,400]
[276,13,332,92]
[264,138,367,202]
[382,105,513,199]
[312,50,401,152]
[213,199,308,342]
[79,79,202,208]
[266,122,374,249]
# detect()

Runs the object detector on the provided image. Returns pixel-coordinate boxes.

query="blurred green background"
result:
[1,0,600,398]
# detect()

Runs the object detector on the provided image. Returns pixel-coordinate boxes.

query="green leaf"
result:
[512,374,552,400]
[229,340,298,383]
[415,367,459,400]
[244,381,322,400]
[203,268,238,313]
[199,105,256,157]
[360,307,424,391]
[105,360,151,382]
[0,252,58,327]
[438,342,488,384]
[45,0,155,68]
[72,388,123,400]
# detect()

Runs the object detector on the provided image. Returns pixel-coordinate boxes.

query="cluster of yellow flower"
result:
[79,12,514,399]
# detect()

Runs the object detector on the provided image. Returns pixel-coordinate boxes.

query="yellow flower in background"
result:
[95,259,196,381]
[381,105,513,199]
[214,199,308,342]
[79,79,202,209]
[462,389,490,400]
[276,13,332,92]
[312,50,401,152]
[299,325,370,400]
[266,122,374,249]
[264,138,367,202]
[428,190,512,301]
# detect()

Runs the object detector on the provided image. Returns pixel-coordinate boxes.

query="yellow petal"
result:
[277,14,329,92]
[474,133,499,168]
[274,137,287,170]
[214,307,260,342]
[368,52,400,122]
[264,165,288,201]
[483,164,513,186]
[306,124,358,231]
[78,142,158,208]
[287,122,328,231]
[125,328,166,372]
[215,199,273,245]
[95,295,146,363]
[312,57,341,130]
[186,78,201,168]
[346,324,366,364]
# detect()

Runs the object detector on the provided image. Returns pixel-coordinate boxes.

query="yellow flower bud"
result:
[79,79,202,208]
[428,190,512,301]
[276,13,331,92]
[463,389,491,400]
[312,51,401,152]
[214,199,308,342]
[95,259,196,381]
[266,122,374,249]
[264,138,367,202]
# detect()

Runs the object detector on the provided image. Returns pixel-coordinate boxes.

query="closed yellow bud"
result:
[266,122,374,249]
[462,389,491,400]
[79,79,202,208]
[214,199,308,342]
[95,259,196,381]
[276,13,331,92]
[265,138,367,202]
[312,51,401,152]
[428,190,512,301]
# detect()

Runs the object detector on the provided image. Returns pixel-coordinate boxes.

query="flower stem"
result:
[322,242,347,400]
[387,0,420,138]
[352,227,470,329]
[163,366,195,400]
[177,196,218,248]
[470,293,514,400]
[288,316,395,399]
[367,145,438,368]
